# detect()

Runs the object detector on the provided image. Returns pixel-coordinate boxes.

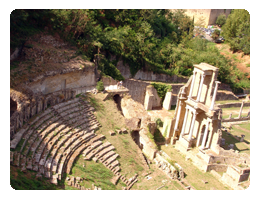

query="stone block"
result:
[163,92,172,110]
[109,130,115,136]
[121,128,128,134]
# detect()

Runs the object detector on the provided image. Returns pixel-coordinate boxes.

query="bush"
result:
[96,80,104,92]
[155,118,163,127]
[150,82,172,103]
[98,58,125,81]
[216,14,226,27]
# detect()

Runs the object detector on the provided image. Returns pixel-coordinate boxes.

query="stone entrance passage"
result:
[131,130,143,150]
[113,94,122,113]
[10,98,17,117]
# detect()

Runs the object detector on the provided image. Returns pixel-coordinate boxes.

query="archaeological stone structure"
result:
[10,35,249,191]
[170,9,232,26]
[160,62,250,189]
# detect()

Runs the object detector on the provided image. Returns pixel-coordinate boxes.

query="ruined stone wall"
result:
[216,90,238,101]
[29,69,96,95]
[117,64,188,83]
[10,89,76,139]
[208,9,232,25]
[217,102,250,108]
[123,79,150,104]
[101,76,117,86]
[173,9,232,26]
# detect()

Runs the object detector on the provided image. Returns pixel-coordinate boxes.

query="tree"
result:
[216,14,226,27]
[211,29,220,41]
[221,9,250,54]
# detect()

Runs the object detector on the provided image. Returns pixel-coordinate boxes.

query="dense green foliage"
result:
[10,9,52,50]
[222,9,250,54]
[211,29,220,41]
[98,58,125,81]
[96,80,104,91]
[150,83,172,103]
[216,14,226,27]
[10,9,250,91]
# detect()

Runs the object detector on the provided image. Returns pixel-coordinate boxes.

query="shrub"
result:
[216,14,226,27]
[98,58,124,81]
[155,118,163,127]
[96,80,104,92]
[150,82,172,103]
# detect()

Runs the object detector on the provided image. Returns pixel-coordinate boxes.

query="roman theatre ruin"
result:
[10,60,250,190]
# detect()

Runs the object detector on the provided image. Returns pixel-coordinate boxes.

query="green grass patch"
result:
[71,161,116,190]
[10,166,59,190]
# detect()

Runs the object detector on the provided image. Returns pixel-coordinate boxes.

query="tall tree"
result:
[221,9,250,54]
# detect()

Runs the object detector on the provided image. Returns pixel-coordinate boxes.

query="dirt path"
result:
[147,108,175,122]
[215,43,250,77]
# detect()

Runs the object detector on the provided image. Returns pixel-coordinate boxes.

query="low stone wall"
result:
[117,64,188,83]
[102,76,117,86]
[217,102,250,108]
[29,68,96,95]
[124,79,239,107]
[216,90,238,101]
[206,164,228,172]
[221,116,250,123]
[123,79,150,105]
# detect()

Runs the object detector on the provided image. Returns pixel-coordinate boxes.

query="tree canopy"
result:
[221,9,250,54]
[10,9,250,91]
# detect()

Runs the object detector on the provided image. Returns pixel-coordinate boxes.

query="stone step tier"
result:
[10,97,102,186]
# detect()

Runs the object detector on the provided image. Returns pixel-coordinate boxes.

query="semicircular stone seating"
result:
[10,97,102,182]
[10,96,139,189]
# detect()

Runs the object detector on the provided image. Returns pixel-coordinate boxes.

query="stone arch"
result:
[10,97,17,117]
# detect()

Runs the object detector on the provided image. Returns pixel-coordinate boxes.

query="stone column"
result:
[180,107,189,137]
[209,81,221,110]
[229,113,232,119]
[196,74,206,102]
[238,101,244,119]
[174,101,183,131]
[188,71,196,98]
[200,119,210,150]
[188,111,197,141]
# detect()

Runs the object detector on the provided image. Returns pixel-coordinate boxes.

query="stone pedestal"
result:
[163,92,172,110]
[175,137,192,153]
[144,93,154,111]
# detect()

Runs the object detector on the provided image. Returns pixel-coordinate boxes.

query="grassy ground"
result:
[221,106,250,119]
[10,166,61,190]
[75,93,149,182]
[215,99,248,105]
[133,162,184,190]
[11,92,248,190]
[67,158,121,190]
[160,145,231,190]
[221,121,250,155]
[221,130,250,155]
